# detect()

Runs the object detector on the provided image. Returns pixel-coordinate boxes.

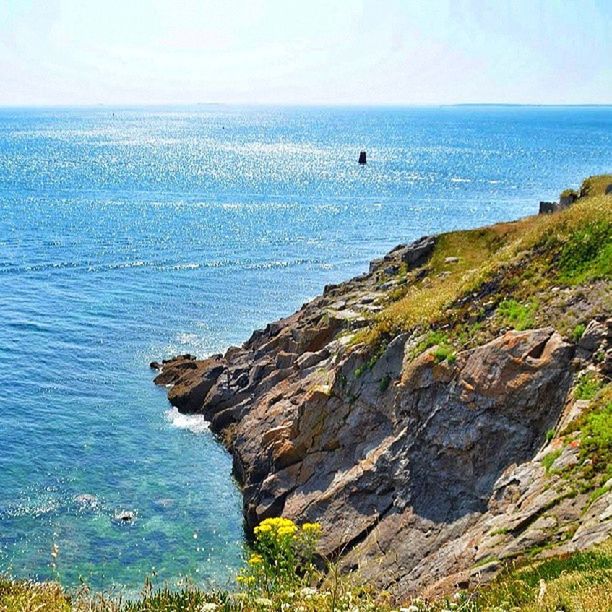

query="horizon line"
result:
[0,101,611,110]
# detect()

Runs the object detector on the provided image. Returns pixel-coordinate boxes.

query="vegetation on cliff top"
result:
[358,174,611,350]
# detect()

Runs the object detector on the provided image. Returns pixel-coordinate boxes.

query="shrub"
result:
[560,188,578,200]
[237,517,322,596]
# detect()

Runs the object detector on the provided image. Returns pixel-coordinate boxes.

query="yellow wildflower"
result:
[255,516,297,533]
[236,575,256,585]
[278,524,298,536]
[248,553,264,565]
[301,522,322,534]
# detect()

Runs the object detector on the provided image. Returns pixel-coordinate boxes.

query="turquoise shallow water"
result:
[0,105,610,592]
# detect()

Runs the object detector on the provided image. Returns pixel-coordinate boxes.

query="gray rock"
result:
[296,349,329,370]
[578,319,608,352]
[550,446,579,471]
[114,510,135,523]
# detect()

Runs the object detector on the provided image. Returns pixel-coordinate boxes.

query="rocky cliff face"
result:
[154,196,611,598]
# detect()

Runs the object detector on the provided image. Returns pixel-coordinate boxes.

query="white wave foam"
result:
[165,407,210,434]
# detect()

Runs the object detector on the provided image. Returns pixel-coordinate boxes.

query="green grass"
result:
[4,542,611,611]
[415,329,449,355]
[121,585,230,611]
[496,299,537,331]
[561,383,612,493]
[467,541,612,612]
[432,345,456,364]
[574,372,604,400]
[541,449,562,473]
[0,578,70,611]
[557,220,612,284]
[2,174,611,612]
[579,396,612,481]
[572,322,587,342]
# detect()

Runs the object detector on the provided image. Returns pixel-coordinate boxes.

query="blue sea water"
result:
[0,105,610,593]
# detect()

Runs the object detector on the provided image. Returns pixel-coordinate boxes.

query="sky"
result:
[0,0,610,106]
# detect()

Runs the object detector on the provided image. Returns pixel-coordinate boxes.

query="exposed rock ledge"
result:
[153,235,611,600]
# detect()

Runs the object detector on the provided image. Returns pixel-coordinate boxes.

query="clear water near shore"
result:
[0,105,610,592]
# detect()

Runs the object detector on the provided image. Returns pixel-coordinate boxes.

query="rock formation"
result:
[154,180,611,599]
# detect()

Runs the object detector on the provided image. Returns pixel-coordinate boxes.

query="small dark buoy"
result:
[358,151,367,164]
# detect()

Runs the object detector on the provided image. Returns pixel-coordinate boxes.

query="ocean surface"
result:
[0,105,610,593]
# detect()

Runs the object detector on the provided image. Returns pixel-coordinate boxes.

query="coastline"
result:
[154,175,612,598]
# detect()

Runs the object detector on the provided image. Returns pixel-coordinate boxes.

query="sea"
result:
[0,105,610,593]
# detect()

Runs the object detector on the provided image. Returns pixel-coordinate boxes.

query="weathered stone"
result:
[550,446,579,471]
[570,491,612,549]
[167,359,225,413]
[296,349,329,370]
[578,319,608,352]
[151,236,609,601]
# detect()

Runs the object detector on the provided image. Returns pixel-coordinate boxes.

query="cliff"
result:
[154,175,611,600]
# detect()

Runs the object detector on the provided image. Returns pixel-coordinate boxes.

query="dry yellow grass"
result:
[0,578,70,612]
[359,174,611,347]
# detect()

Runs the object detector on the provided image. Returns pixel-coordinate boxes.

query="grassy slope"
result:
[359,174,611,349]
[2,175,610,611]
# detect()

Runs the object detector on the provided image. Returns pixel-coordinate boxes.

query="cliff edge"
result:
[154,175,611,599]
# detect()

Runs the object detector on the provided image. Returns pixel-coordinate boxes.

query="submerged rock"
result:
[114,510,136,523]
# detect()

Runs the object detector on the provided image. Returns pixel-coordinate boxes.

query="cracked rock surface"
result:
[154,235,611,599]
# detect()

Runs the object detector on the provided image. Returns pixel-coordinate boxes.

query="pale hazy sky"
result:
[1,0,610,106]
